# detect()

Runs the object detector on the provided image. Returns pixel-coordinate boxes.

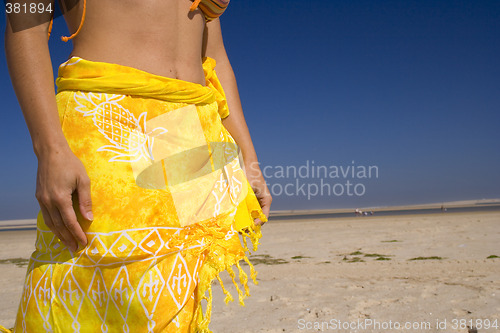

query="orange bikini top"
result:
[48,0,230,41]
[190,0,230,21]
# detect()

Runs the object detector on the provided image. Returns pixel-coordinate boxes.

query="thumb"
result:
[77,176,94,221]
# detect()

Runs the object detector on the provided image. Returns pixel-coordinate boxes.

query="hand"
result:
[35,145,93,252]
[244,161,272,227]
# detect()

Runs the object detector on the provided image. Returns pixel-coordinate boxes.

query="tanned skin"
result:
[5,0,272,252]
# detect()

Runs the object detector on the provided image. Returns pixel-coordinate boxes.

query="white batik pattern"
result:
[73,92,168,162]
[110,265,135,332]
[20,227,237,332]
[138,263,165,332]
[57,268,85,332]
[211,132,246,217]
[34,265,54,332]
[87,268,110,333]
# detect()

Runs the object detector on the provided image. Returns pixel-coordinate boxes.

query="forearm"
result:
[204,19,260,165]
[215,56,259,165]
[5,20,69,158]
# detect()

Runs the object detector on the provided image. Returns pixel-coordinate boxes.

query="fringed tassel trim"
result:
[236,261,250,297]
[195,283,213,333]
[240,224,262,252]
[194,255,260,332]
[0,325,12,333]
[183,218,262,332]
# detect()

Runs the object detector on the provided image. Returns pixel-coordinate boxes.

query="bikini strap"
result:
[61,0,86,42]
[47,0,87,42]
[190,0,202,11]
[47,15,53,40]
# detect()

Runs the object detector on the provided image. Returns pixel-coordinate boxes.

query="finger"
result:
[254,207,269,226]
[261,202,271,220]
[58,198,88,250]
[257,195,272,226]
[48,206,78,252]
[253,218,265,227]
[39,204,65,245]
[258,191,272,214]
[77,175,93,221]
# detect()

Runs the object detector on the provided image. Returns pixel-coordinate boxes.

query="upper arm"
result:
[5,0,54,36]
[203,18,230,65]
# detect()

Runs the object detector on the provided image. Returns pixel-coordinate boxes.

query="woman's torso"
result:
[63,0,208,85]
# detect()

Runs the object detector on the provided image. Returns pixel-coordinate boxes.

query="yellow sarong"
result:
[11,56,267,332]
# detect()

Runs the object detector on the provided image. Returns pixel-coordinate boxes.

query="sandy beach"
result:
[1,210,499,332]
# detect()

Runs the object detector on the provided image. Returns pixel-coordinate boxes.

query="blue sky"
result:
[1,0,499,219]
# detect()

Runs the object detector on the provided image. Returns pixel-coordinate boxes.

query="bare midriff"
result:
[64,0,208,85]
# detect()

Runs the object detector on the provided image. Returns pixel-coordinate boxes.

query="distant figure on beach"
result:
[355,208,374,216]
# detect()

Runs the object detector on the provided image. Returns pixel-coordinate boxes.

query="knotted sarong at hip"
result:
[12,56,267,333]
